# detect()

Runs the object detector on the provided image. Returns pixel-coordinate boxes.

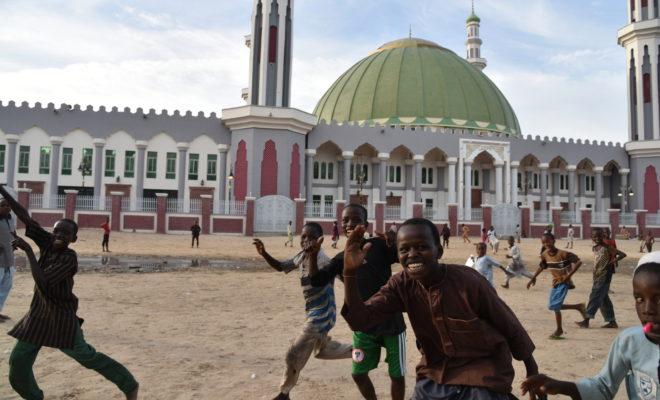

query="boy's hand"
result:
[304,236,323,255]
[11,235,33,253]
[344,226,370,276]
[521,374,560,398]
[252,239,266,255]
[526,277,536,290]
[375,230,396,248]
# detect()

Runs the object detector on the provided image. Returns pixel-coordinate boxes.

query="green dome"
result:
[466,13,481,23]
[313,38,521,136]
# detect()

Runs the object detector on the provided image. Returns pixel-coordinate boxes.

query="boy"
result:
[565,224,574,249]
[461,224,471,243]
[470,242,509,287]
[253,222,351,400]
[101,216,110,252]
[527,233,587,339]
[310,204,406,400]
[190,219,201,248]
[645,231,655,253]
[441,223,450,248]
[502,236,534,289]
[575,228,626,329]
[522,252,660,399]
[0,186,139,400]
[341,219,541,399]
[285,221,294,247]
[488,226,500,254]
[0,197,16,321]
[515,224,522,243]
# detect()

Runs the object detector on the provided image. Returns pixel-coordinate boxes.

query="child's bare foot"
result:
[126,384,138,400]
[500,284,509,289]
[577,303,588,319]
[272,393,290,400]
[549,330,564,339]
[0,313,10,320]
[601,321,618,329]
[575,319,589,328]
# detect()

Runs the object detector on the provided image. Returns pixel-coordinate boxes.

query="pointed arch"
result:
[260,140,278,196]
[644,165,659,213]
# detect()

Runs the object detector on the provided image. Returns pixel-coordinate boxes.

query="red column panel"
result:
[644,166,659,213]
[234,140,248,201]
[260,140,278,196]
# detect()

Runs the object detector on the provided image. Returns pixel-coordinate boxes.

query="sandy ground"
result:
[0,229,648,399]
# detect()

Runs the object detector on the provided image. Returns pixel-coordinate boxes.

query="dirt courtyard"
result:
[0,229,648,399]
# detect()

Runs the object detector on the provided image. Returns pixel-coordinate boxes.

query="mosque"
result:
[0,0,658,238]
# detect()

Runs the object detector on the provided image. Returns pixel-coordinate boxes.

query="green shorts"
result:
[351,331,406,378]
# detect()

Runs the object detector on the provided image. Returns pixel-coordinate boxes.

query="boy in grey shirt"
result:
[0,198,16,321]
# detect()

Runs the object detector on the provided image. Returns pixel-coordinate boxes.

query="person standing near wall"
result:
[0,198,16,322]
[100,217,110,253]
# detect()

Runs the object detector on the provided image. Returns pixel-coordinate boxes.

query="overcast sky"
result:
[0,0,628,142]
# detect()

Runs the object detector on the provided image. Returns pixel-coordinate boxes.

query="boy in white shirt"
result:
[565,224,575,249]
[470,243,509,287]
[501,236,534,289]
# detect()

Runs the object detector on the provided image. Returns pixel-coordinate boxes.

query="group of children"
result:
[0,182,657,399]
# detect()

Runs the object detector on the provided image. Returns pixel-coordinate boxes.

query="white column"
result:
[447,157,457,204]
[651,44,660,140]
[511,161,519,206]
[5,134,19,188]
[305,149,316,203]
[217,144,229,212]
[92,138,105,199]
[567,165,577,212]
[636,42,646,139]
[539,163,549,212]
[651,0,657,19]
[413,154,424,202]
[49,136,64,197]
[464,161,473,220]
[620,168,631,212]
[378,153,389,202]
[594,166,604,212]
[495,161,504,204]
[135,141,147,199]
[177,142,189,201]
[505,161,512,203]
[342,151,353,202]
[635,0,643,22]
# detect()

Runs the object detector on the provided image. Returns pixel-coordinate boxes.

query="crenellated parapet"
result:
[0,100,229,143]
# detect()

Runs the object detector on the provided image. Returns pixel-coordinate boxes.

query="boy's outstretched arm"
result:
[527,267,543,289]
[252,239,284,271]
[304,237,323,277]
[0,185,35,227]
[614,249,626,262]
[564,260,582,282]
[522,375,581,400]
[12,234,48,289]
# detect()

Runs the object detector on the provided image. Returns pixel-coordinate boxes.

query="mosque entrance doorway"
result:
[255,195,295,233]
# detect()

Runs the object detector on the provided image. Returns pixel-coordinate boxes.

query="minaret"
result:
[618,0,660,142]
[243,0,294,107]
[465,1,487,70]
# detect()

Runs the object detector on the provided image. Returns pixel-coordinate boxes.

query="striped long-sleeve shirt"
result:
[8,223,81,349]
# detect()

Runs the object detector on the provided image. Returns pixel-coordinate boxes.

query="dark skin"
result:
[0,186,140,400]
[527,236,586,338]
[334,206,404,400]
[344,224,542,400]
[521,269,660,399]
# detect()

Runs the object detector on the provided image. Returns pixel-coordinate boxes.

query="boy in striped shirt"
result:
[253,222,351,400]
[0,185,139,400]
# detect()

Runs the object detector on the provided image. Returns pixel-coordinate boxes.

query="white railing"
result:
[29,194,67,210]
[136,197,157,212]
[76,195,98,211]
[166,198,184,213]
[121,197,131,210]
[424,207,449,221]
[647,213,660,226]
[189,198,202,214]
[28,194,44,209]
[385,206,402,220]
[620,212,636,226]
[533,210,550,223]
[560,211,577,224]
[471,208,483,221]
[217,200,246,216]
[305,203,334,218]
[592,211,610,224]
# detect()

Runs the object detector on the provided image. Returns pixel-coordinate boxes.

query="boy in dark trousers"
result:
[310,204,406,400]
[191,219,201,248]
[0,185,139,400]
[101,216,110,252]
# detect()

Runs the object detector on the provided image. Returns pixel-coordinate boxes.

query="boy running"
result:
[527,233,587,339]
[341,219,541,399]
[253,222,351,400]
[461,224,471,243]
[0,186,139,400]
[502,236,534,289]
[575,228,626,329]
[470,243,509,288]
[565,224,574,249]
[101,216,110,252]
[285,221,294,247]
[522,252,660,399]
[310,204,406,400]
[0,198,16,321]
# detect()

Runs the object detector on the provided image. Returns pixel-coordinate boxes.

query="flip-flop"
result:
[548,334,565,340]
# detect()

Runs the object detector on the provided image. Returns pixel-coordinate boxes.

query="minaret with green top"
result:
[466,0,487,70]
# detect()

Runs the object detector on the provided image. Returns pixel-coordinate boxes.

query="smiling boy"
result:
[341,218,540,399]
[0,185,139,400]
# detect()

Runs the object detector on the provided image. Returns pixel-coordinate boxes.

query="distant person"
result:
[285,221,294,247]
[101,217,110,252]
[252,223,351,400]
[502,236,534,289]
[0,185,139,400]
[522,252,660,399]
[639,230,647,253]
[515,224,521,243]
[190,219,201,248]
[619,225,630,240]
[440,223,450,248]
[488,226,500,254]
[480,228,488,244]
[645,231,655,253]
[565,224,574,249]
[461,224,471,243]
[331,221,340,249]
[603,227,619,270]
[527,233,587,339]
[388,223,398,234]
[543,224,553,236]
[0,198,16,322]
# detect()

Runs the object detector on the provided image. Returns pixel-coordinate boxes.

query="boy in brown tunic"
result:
[341,218,542,399]
[0,186,138,400]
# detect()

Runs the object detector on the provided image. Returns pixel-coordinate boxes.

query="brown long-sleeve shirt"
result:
[8,223,81,349]
[342,264,535,394]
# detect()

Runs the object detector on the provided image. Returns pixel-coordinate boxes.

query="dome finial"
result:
[472,0,475,14]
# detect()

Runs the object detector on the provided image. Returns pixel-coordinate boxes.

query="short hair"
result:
[58,218,79,236]
[634,262,660,278]
[508,236,515,241]
[476,242,487,250]
[399,218,440,247]
[542,232,555,241]
[302,222,323,238]
[344,203,368,222]
[592,227,604,235]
